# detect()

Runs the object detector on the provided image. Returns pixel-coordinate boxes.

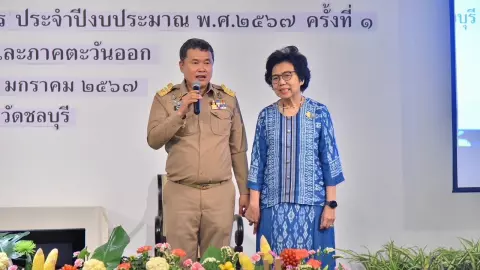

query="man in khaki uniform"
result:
[146,38,250,261]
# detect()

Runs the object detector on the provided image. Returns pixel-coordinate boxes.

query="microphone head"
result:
[192,81,201,90]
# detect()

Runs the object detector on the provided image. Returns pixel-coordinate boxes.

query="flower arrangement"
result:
[0,227,345,270]
[239,236,347,270]
[0,226,130,270]
[119,242,239,270]
[112,235,345,270]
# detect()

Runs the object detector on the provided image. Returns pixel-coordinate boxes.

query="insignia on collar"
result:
[220,84,236,97]
[157,83,174,97]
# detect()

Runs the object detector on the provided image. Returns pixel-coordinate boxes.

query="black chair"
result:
[154,175,244,258]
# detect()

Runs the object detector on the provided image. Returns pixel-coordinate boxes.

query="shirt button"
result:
[287,130,291,133]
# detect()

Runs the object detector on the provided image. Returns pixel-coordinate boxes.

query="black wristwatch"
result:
[326,200,338,209]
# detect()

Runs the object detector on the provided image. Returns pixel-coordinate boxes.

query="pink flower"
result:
[183,259,193,267]
[251,253,261,262]
[308,250,316,255]
[74,259,84,268]
[8,266,18,270]
[191,262,205,270]
[73,251,80,258]
[155,243,171,252]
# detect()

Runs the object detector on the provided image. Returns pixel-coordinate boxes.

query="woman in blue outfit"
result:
[245,46,345,269]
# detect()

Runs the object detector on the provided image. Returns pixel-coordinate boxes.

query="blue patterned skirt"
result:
[255,203,336,269]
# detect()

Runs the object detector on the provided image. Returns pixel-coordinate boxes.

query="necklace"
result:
[279,96,305,109]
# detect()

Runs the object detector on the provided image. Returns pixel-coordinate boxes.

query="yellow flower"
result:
[260,236,274,264]
[0,252,9,270]
[32,248,45,270]
[44,248,58,270]
[146,257,169,270]
[218,261,234,270]
[83,259,106,270]
[238,253,254,270]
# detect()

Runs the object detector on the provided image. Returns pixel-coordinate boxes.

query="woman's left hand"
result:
[320,206,336,230]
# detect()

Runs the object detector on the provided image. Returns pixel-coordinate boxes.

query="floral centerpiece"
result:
[117,236,346,270]
[1,227,345,270]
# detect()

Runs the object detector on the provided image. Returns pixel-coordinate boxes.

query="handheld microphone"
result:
[193,81,201,115]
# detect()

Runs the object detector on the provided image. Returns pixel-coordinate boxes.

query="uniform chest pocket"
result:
[210,110,232,135]
[176,113,198,136]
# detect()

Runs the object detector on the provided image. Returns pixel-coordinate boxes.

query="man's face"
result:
[179,48,213,90]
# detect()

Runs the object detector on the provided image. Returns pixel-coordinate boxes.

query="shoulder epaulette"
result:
[220,84,236,97]
[157,83,174,97]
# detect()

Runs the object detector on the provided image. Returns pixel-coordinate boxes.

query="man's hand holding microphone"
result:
[177,82,202,118]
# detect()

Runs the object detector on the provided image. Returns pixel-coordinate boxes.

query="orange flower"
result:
[118,262,131,270]
[172,248,187,257]
[295,249,309,260]
[61,265,77,270]
[306,259,322,269]
[280,249,299,267]
[137,246,153,254]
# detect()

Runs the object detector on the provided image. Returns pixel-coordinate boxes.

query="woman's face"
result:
[271,61,303,99]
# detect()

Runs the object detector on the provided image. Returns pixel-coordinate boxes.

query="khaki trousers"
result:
[163,180,235,261]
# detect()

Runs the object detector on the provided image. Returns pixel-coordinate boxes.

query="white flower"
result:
[146,257,169,270]
[324,247,335,254]
[0,253,10,270]
[221,246,233,255]
[201,257,219,264]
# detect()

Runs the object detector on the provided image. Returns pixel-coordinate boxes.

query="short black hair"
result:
[179,38,215,62]
[264,45,311,91]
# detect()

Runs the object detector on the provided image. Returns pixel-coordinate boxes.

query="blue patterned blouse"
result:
[247,97,345,209]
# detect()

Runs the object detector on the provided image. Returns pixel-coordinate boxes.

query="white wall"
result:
[397,0,480,247]
[1,0,479,263]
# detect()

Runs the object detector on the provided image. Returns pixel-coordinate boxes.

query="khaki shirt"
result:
[147,81,249,195]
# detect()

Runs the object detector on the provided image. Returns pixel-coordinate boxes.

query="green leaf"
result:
[0,232,30,257]
[200,246,222,263]
[10,252,23,259]
[90,226,130,270]
[78,247,91,260]
[25,253,33,270]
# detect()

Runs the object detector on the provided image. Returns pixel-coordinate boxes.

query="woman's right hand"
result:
[245,202,260,234]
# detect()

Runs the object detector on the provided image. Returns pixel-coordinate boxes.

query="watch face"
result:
[329,201,338,208]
